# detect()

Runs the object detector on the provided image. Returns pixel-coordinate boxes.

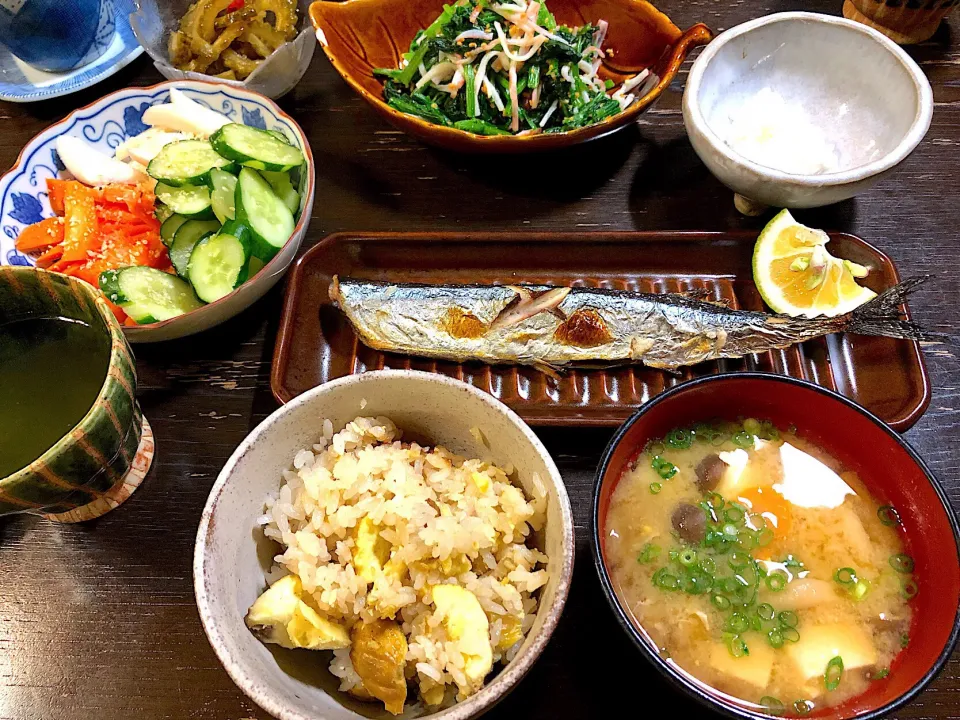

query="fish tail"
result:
[844,277,953,344]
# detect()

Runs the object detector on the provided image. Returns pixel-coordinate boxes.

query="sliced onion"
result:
[539,100,558,127]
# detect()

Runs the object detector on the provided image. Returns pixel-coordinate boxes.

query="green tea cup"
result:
[0,267,152,522]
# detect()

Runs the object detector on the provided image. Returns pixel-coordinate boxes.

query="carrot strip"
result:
[15,216,64,252]
[61,183,100,263]
[34,245,64,268]
[46,179,72,216]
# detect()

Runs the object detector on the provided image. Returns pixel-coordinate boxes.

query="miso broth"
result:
[605,419,914,717]
[0,316,110,478]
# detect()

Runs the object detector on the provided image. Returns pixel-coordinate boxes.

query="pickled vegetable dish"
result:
[373,0,651,136]
[604,419,915,716]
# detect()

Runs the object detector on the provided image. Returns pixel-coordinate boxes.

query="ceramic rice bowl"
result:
[194,370,575,720]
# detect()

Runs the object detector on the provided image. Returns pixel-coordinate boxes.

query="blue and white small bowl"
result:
[0,80,315,343]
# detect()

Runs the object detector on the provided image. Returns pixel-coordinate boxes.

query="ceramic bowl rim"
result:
[0,78,315,337]
[591,371,960,720]
[682,11,934,186]
[194,369,576,720]
[0,266,132,492]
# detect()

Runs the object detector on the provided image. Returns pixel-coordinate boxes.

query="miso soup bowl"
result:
[195,370,575,720]
[0,266,144,519]
[592,373,960,720]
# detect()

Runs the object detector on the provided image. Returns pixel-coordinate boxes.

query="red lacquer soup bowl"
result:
[592,373,960,720]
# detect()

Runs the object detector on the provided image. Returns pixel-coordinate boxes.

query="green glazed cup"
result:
[0,267,151,521]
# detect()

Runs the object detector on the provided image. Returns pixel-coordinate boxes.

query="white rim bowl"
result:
[683,12,933,187]
[194,370,575,720]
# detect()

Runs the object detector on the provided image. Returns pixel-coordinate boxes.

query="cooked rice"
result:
[258,416,549,708]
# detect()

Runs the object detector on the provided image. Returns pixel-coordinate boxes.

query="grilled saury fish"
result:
[330,276,939,372]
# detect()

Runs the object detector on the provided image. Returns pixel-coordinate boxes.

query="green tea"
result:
[0,316,110,478]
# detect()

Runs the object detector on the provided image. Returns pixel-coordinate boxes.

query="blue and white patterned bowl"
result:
[0,80,315,343]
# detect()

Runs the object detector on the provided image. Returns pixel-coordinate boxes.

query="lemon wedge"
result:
[753,210,876,318]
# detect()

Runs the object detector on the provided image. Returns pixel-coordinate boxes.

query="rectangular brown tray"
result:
[271,232,930,431]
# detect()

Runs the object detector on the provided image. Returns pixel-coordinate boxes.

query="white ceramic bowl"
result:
[683,12,933,209]
[194,370,575,720]
[0,79,315,343]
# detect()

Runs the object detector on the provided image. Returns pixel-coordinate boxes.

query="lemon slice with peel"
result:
[753,210,877,318]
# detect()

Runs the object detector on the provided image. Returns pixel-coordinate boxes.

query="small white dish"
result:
[682,12,933,210]
[0,79,315,343]
[0,0,143,103]
[194,370,575,720]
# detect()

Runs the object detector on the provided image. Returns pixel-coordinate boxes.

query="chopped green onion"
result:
[757,528,775,547]
[743,418,762,435]
[719,577,739,594]
[767,628,784,649]
[901,578,919,599]
[834,567,858,585]
[653,568,679,591]
[778,610,799,628]
[665,428,694,449]
[682,572,713,595]
[637,543,661,564]
[724,503,746,523]
[727,612,750,634]
[732,430,754,448]
[793,699,814,716]
[781,555,806,570]
[705,492,725,510]
[889,554,915,574]
[759,421,781,441]
[782,626,800,643]
[751,614,763,631]
[729,551,750,570]
[678,548,698,567]
[901,633,910,648]
[765,571,788,592]
[824,656,844,691]
[651,455,678,480]
[722,523,739,539]
[699,557,717,575]
[760,696,785,716]
[757,603,775,621]
[878,505,901,527]
[604,78,614,90]
[871,668,890,680]
[852,578,871,601]
[736,530,759,551]
[725,633,749,658]
[649,482,662,494]
[711,593,731,610]
[645,440,666,456]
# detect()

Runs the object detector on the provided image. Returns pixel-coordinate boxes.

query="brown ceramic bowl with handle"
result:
[309,0,712,152]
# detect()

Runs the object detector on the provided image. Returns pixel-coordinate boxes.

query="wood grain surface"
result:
[1,1,958,718]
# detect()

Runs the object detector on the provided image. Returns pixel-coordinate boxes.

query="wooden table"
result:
[1,1,958,718]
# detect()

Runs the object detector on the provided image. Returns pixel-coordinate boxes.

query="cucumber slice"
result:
[210,167,238,224]
[188,232,250,303]
[260,169,300,215]
[235,168,294,261]
[155,183,214,220]
[211,123,304,172]
[160,214,189,246]
[267,130,291,144]
[170,219,221,277]
[155,202,175,224]
[99,267,203,323]
[147,139,235,187]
